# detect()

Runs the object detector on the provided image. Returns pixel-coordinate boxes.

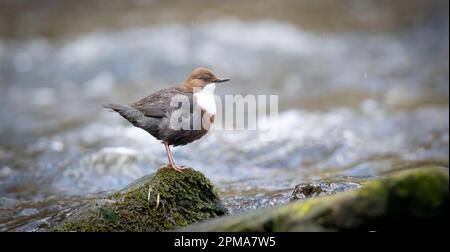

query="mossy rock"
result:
[181,166,449,231]
[52,167,228,232]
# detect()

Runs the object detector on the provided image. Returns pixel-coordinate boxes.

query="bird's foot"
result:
[167,164,186,172]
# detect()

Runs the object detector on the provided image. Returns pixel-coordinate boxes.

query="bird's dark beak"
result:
[215,78,230,83]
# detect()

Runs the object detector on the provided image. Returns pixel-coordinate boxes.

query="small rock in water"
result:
[291,184,324,199]
[291,182,360,200]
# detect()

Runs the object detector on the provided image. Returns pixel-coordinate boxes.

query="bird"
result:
[103,67,230,172]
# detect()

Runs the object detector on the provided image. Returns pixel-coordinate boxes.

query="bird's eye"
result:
[198,76,208,81]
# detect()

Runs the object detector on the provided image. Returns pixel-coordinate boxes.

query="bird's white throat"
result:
[194,83,216,114]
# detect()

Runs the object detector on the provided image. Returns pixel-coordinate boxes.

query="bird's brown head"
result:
[182,67,230,92]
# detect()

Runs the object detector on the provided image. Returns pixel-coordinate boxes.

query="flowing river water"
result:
[0,1,448,231]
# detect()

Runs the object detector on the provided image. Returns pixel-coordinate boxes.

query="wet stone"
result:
[291,182,360,200]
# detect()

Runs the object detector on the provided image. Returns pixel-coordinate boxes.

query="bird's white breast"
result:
[194,83,216,115]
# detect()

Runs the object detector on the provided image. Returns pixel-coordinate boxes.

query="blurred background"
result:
[0,0,448,231]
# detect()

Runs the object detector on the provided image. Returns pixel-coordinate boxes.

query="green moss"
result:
[52,167,227,232]
[101,207,118,222]
[182,166,449,232]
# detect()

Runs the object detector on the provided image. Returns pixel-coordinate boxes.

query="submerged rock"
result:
[182,166,449,231]
[52,167,227,232]
[291,182,360,200]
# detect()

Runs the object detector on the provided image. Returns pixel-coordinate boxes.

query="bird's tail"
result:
[102,103,128,112]
[102,103,143,125]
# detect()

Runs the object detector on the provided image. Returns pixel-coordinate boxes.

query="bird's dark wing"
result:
[131,87,193,118]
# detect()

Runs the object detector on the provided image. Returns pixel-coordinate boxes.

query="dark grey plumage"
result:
[131,87,193,118]
[103,87,208,146]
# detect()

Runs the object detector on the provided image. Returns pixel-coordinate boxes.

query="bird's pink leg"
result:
[163,142,184,172]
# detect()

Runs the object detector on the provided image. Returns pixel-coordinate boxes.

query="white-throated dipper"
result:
[103,67,230,171]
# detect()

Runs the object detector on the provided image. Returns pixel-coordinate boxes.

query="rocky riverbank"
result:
[181,166,449,231]
[51,165,448,232]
